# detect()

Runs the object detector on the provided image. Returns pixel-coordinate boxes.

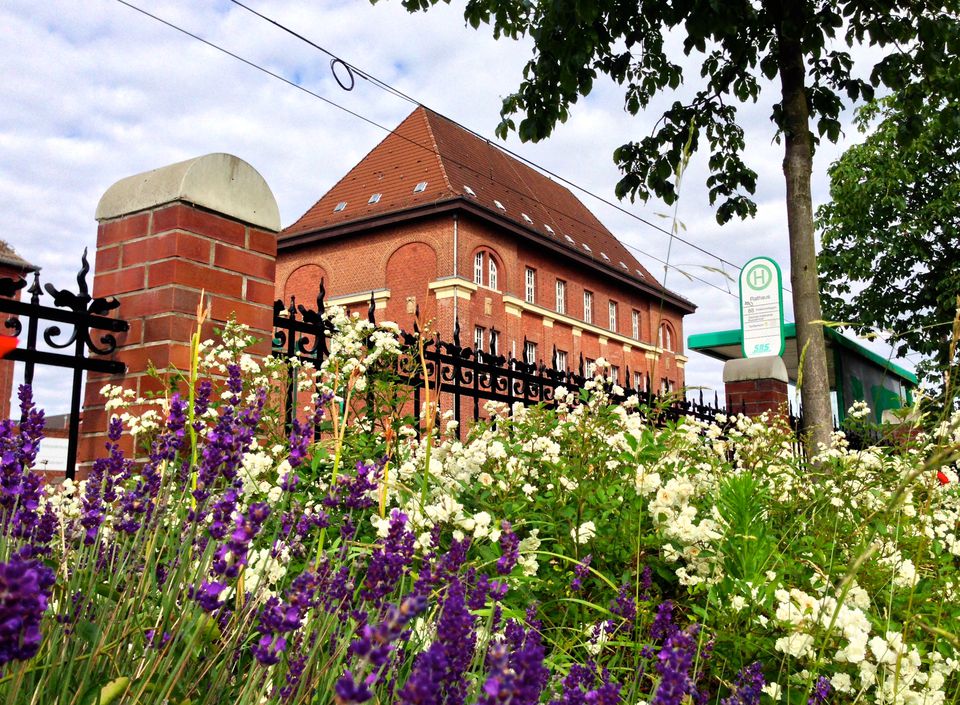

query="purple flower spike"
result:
[334,671,374,705]
[0,386,48,544]
[721,662,765,705]
[610,583,637,629]
[288,418,312,469]
[362,509,415,605]
[651,627,699,705]
[650,600,677,641]
[0,554,55,666]
[191,580,228,613]
[400,578,475,705]
[571,554,592,592]
[808,676,831,705]
[496,520,519,575]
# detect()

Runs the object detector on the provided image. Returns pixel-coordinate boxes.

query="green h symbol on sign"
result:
[746,264,772,290]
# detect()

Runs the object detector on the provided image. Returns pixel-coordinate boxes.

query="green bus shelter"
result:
[687,324,917,423]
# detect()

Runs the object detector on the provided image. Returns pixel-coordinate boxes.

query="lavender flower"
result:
[571,554,592,592]
[335,671,374,704]
[496,520,519,575]
[0,554,55,666]
[191,580,228,613]
[253,568,327,666]
[0,386,47,543]
[549,662,619,705]
[400,577,475,705]
[324,459,383,511]
[610,583,637,629]
[650,600,677,641]
[651,627,700,705]
[362,509,415,605]
[81,416,130,545]
[478,642,513,705]
[808,676,831,705]
[500,615,549,705]
[639,564,653,601]
[721,662,765,705]
[212,502,270,579]
[349,595,427,668]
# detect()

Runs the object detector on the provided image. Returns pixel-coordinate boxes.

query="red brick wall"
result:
[725,378,789,417]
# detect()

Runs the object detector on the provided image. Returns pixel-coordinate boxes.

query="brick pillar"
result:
[0,258,36,421]
[723,356,789,417]
[78,153,280,473]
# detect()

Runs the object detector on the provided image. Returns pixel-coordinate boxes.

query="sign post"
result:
[739,256,784,358]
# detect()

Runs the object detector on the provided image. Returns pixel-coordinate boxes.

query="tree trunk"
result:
[776,3,834,457]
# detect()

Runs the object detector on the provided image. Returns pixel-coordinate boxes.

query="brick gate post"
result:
[78,153,280,474]
[723,356,790,418]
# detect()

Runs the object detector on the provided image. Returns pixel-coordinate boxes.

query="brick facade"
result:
[277,107,695,392]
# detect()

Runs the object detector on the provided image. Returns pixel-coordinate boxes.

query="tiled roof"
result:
[0,240,36,272]
[282,106,691,305]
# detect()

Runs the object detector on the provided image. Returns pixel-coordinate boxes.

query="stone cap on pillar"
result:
[95,153,281,232]
[722,356,789,383]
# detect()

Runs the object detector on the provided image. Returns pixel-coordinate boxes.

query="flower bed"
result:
[0,313,958,705]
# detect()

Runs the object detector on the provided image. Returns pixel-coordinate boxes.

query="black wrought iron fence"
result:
[271,284,730,438]
[0,251,129,479]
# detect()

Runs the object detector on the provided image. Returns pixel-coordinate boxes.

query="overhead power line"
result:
[226,0,752,277]
[114,0,745,300]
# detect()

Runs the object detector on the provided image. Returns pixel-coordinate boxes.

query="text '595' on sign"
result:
[739,256,784,359]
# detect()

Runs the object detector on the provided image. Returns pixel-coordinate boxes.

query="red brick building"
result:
[277,107,695,392]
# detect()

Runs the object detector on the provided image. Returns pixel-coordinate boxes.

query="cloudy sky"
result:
[0,0,909,415]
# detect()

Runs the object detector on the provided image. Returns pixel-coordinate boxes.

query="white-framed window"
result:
[633,371,643,391]
[489,329,500,356]
[555,349,568,371]
[524,341,537,365]
[474,326,485,352]
[632,310,640,340]
[608,301,618,332]
[661,377,670,394]
[488,257,498,290]
[611,365,620,385]
[525,267,536,303]
[555,279,566,314]
[583,290,593,323]
[474,252,484,285]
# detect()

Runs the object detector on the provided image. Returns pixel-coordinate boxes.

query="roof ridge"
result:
[421,108,455,194]
[285,107,447,234]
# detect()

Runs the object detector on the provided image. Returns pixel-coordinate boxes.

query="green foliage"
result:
[386,0,958,225]
[818,95,960,394]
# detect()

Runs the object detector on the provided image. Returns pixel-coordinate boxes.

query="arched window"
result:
[473,248,501,289]
[658,323,675,352]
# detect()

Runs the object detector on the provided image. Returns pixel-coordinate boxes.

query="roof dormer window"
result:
[582,243,592,253]
[544,224,555,234]
[600,252,610,261]
[333,201,347,212]
[521,213,533,224]
[368,193,382,204]
[464,185,477,197]
[619,261,629,269]
[494,199,506,211]
[564,234,575,244]
[413,181,428,193]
